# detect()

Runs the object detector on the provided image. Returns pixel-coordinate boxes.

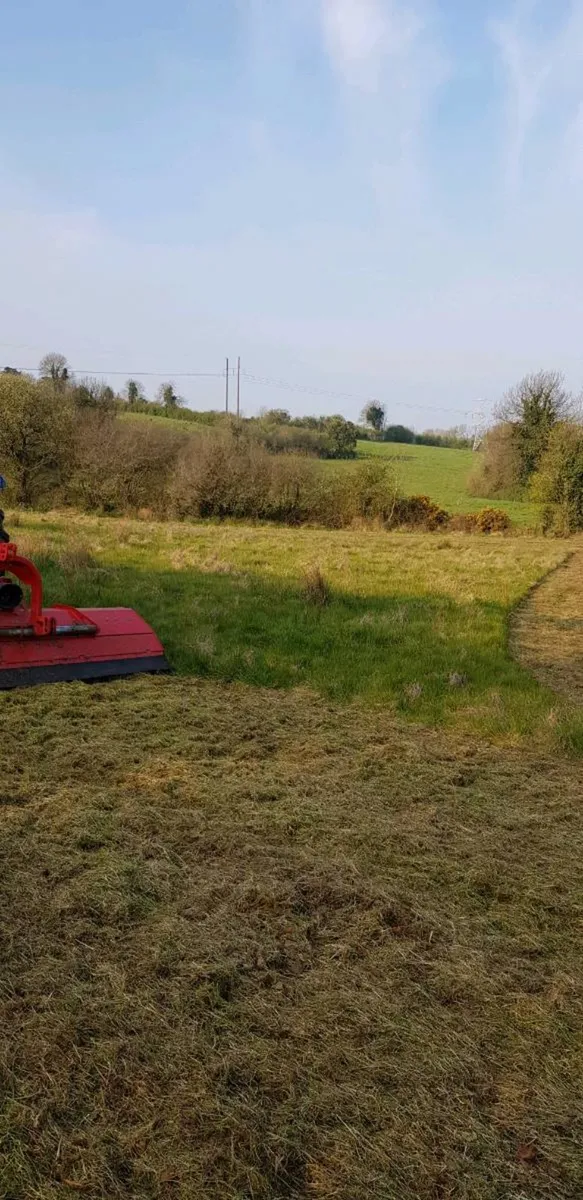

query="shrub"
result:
[253,422,330,458]
[448,512,479,533]
[394,495,450,531]
[474,507,511,534]
[531,421,583,533]
[416,427,472,449]
[321,415,358,459]
[383,425,415,444]
[252,414,357,459]
[468,423,523,499]
[169,430,319,523]
[342,460,400,523]
[170,436,399,528]
[0,373,76,506]
[69,412,187,515]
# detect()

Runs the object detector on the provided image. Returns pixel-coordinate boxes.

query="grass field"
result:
[9,510,577,746]
[2,513,583,1199]
[356,441,538,525]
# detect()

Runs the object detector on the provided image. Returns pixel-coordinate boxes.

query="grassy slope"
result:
[120,410,215,434]
[2,676,583,1199]
[357,440,538,525]
[12,511,576,745]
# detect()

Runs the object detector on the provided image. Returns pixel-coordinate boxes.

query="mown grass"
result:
[7,510,579,748]
[356,441,539,526]
[1,676,583,1199]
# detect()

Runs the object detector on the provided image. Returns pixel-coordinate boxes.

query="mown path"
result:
[512,543,583,704]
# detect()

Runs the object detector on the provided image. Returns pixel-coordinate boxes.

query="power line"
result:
[5,358,486,420]
[240,370,475,418]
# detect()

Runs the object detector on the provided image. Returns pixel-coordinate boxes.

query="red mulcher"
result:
[0,541,169,689]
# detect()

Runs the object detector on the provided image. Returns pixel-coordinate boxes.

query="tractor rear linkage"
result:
[0,543,98,638]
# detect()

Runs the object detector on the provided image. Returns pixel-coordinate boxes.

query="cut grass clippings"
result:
[1,677,583,1198]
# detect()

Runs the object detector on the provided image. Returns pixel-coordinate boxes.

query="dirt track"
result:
[512,544,583,704]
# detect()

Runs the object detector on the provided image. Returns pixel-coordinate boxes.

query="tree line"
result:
[5,355,472,452]
[0,365,441,528]
[360,401,471,448]
[3,353,361,461]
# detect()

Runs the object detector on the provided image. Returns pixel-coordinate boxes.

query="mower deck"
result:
[0,542,169,690]
[0,605,170,689]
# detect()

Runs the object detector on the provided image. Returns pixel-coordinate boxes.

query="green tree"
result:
[0,373,75,505]
[497,371,575,482]
[323,415,358,458]
[158,382,183,410]
[39,352,71,388]
[362,402,386,436]
[126,379,145,405]
[532,422,583,532]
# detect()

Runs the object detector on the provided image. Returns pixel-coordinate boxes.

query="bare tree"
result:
[39,352,71,387]
[496,370,574,424]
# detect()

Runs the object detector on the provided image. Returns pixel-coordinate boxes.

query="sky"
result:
[1,0,583,429]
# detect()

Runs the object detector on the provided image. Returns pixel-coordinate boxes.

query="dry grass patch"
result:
[57,544,98,574]
[1,676,583,1198]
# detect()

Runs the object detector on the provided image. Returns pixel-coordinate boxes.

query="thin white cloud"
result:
[238,0,447,220]
[564,101,583,180]
[320,0,422,90]
[492,0,583,197]
[319,0,447,211]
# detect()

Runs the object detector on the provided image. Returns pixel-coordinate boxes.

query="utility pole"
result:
[469,400,488,451]
[225,358,229,414]
[236,356,241,417]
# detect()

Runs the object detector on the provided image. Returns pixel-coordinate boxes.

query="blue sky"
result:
[1,0,583,427]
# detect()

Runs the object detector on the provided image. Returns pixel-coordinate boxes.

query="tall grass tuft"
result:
[302,566,331,607]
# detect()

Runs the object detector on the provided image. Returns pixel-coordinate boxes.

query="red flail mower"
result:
[0,542,169,689]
